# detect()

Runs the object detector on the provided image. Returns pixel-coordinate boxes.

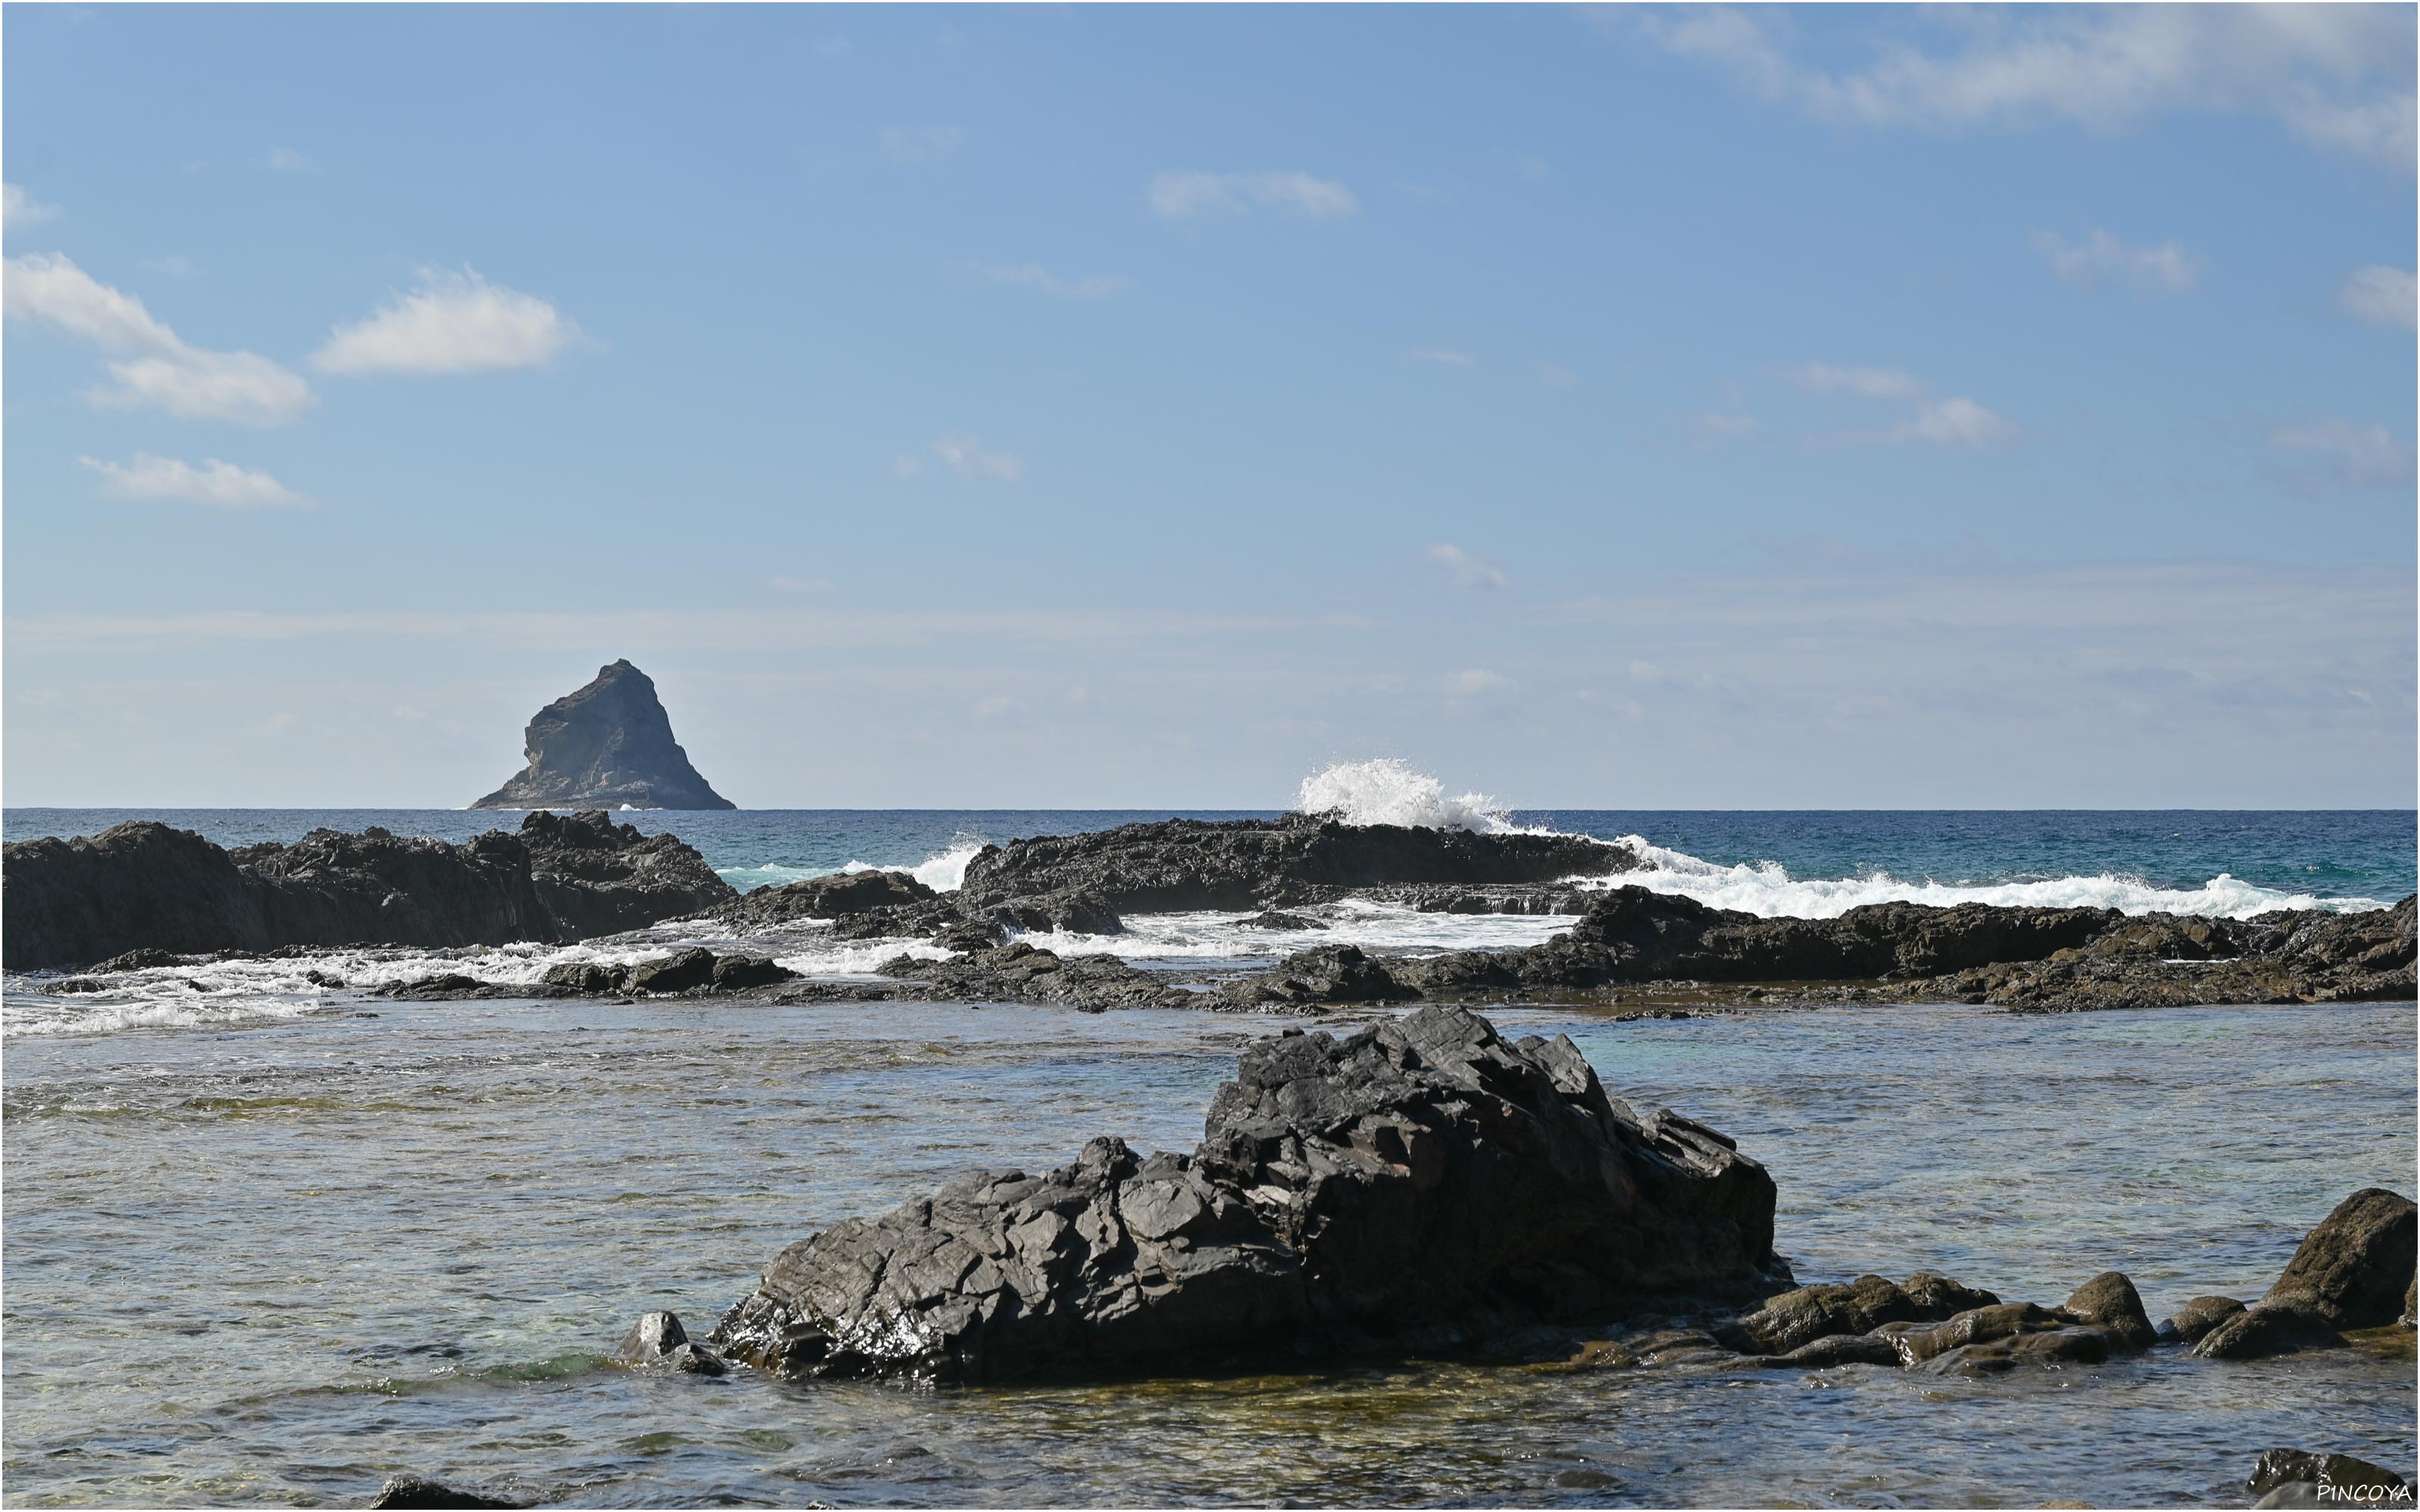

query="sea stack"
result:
[473,660,736,811]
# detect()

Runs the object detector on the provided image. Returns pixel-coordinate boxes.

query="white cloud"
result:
[935,433,1025,482]
[881,125,963,167]
[1639,5,2417,170]
[2031,230,2201,294]
[3,182,60,235]
[1147,170,1360,220]
[2270,418,2417,488]
[1445,668,1516,696]
[966,262,1133,299]
[1425,543,1507,589]
[312,268,584,376]
[80,453,305,509]
[3,253,313,424]
[2340,265,2416,332]
[1782,361,2015,449]
[265,147,313,172]
[1406,349,1476,367]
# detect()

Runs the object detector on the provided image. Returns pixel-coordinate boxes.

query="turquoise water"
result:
[2,997,2411,1507]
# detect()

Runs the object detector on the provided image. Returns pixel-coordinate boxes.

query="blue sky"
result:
[5,4,2414,808]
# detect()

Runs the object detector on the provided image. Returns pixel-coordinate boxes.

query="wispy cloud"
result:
[1636,5,2416,170]
[2270,417,2417,489]
[80,453,305,509]
[881,125,963,167]
[3,182,60,235]
[1405,349,1476,367]
[1781,362,2016,449]
[312,268,585,376]
[1147,170,1359,220]
[964,262,1133,300]
[935,433,1025,482]
[2031,229,2201,295]
[1692,412,1761,448]
[1425,543,1507,589]
[265,147,314,172]
[2339,265,2416,332]
[2,253,312,424]
[1444,668,1516,696]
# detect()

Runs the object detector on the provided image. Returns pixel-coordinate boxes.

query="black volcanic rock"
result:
[4,816,734,971]
[473,659,734,811]
[709,1005,1787,1381]
[518,810,735,935]
[955,813,1634,918]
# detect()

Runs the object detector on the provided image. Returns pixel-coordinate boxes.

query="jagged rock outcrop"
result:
[954,814,1634,920]
[709,869,939,928]
[873,942,1193,1011]
[473,659,734,811]
[517,810,734,935]
[4,815,730,971]
[709,1005,1786,1381]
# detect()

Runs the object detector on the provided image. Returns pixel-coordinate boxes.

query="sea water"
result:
[3,773,2414,1505]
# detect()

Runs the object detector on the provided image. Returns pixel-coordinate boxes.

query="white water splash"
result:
[1295,759,1518,832]
[1596,835,2391,921]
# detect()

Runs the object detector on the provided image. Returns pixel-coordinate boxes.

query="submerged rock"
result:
[473,658,734,811]
[709,1005,1786,1381]
[2157,1294,2246,1346]
[365,1475,529,1510]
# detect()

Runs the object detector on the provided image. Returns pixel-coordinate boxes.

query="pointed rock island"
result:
[473,659,736,810]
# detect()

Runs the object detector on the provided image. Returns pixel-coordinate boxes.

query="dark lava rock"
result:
[2192,1300,2346,1360]
[979,888,1126,937]
[365,1474,528,1509]
[874,943,1190,1012]
[712,954,796,990]
[2247,1450,2410,1499]
[2261,1188,2417,1328]
[1215,944,1419,1009]
[614,1309,728,1376]
[1239,910,1326,931]
[1760,1332,1904,1369]
[627,948,721,995]
[712,869,940,928]
[92,947,185,972]
[954,813,1634,918]
[1718,1272,2000,1356]
[2062,1271,2158,1349]
[709,1005,1786,1381]
[2157,1294,2246,1346]
[534,948,794,998]
[473,658,734,810]
[542,962,628,994]
[1919,1323,2114,1376]
[518,810,734,936]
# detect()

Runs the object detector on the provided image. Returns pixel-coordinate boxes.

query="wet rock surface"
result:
[2261,1188,2418,1328]
[5,812,731,972]
[706,868,940,928]
[953,814,1635,918]
[473,658,734,811]
[365,1475,529,1510]
[871,943,1193,1012]
[709,1005,1787,1381]
[2246,1450,2411,1503]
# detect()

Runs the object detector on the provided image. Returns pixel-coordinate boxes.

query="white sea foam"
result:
[1593,836,2390,920]
[721,837,988,897]
[1295,758,1522,832]
[1004,900,1571,965]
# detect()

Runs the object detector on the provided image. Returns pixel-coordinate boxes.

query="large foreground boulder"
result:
[711,1005,1786,1380]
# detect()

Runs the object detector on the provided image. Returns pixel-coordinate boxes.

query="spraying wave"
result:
[1295,759,1519,833]
[1598,836,2390,921]
[718,838,988,896]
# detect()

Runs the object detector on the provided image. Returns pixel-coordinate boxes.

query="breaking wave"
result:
[1598,837,2390,921]
[1295,759,1520,833]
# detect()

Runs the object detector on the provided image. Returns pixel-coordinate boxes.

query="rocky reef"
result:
[473,659,734,811]
[709,1005,1786,1381]
[2,812,731,971]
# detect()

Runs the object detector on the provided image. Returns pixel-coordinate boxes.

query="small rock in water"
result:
[2157,1295,2246,1346]
[2061,1271,2158,1349]
[627,948,719,995]
[2245,1449,2411,1504]
[2192,1301,2346,1361]
[365,1474,528,1510]
[614,1309,729,1376]
[1238,910,1326,931]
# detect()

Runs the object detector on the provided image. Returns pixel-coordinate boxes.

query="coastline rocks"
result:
[2247,1452,2410,1504]
[2193,1302,2348,1362]
[954,814,1634,918]
[518,810,734,936]
[1716,1272,2001,1356]
[2157,1294,2246,1346]
[710,869,939,928]
[535,949,797,998]
[709,1005,1786,1381]
[613,1310,727,1376]
[472,658,735,811]
[873,943,1191,1012]
[2260,1188,2417,1328]
[2062,1271,2159,1348]
[1213,944,1419,1009]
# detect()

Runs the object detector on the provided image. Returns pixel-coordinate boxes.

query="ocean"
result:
[2,789,2413,1505]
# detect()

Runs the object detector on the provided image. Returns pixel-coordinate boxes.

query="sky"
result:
[4,3,2414,810]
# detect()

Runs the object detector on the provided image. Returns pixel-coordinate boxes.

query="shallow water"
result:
[4,995,2412,1507]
